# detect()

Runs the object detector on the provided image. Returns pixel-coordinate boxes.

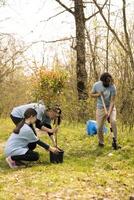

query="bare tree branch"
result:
[41,9,73,22]
[105,0,111,72]
[122,0,134,71]
[31,37,75,45]
[92,0,128,53]
[86,27,98,80]
[85,0,108,21]
[55,0,74,15]
[0,17,10,23]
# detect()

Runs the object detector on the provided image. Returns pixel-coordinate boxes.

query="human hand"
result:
[53,127,58,134]
[97,91,104,97]
[100,91,105,97]
[48,127,58,134]
[49,146,60,154]
[107,115,110,123]
[104,112,108,119]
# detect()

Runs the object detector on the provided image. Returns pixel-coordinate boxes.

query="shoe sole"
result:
[6,157,18,169]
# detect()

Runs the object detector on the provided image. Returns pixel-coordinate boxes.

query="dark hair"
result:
[46,106,61,114]
[24,108,37,119]
[100,72,113,87]
[46,105,62,125]
[13,108,37,134]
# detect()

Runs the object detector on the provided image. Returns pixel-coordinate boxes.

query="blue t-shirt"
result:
[92,81,116,109]
[11,103,46,121]
[42,113,51,125]
[4,124,38,157]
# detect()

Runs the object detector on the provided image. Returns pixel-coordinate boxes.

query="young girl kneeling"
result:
[4,108,58,169]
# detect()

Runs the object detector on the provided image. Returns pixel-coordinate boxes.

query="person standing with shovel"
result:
[91,72,120,150]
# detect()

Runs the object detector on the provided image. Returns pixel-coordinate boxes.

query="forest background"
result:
[0,1,134,199]
[0,0,133,127]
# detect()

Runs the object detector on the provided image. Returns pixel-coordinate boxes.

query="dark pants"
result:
[11,149,39,162]
[28,142,37,150]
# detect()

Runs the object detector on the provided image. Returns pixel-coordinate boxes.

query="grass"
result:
[0,119,134,200]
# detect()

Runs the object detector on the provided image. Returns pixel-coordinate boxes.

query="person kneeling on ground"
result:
[10,102,61,147]
[4,108,59,169]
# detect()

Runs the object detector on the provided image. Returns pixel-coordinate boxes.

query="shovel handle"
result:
[55,131,57,147]
[101,95,113,132]
[101,95,108,115]
[54,124,59,147]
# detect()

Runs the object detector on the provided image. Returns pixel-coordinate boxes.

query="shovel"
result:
[101,94,113,132]
[100,94,114,141]
[49,124,64,164]
[101,95,120,149]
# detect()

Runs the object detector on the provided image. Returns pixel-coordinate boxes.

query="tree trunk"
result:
[74,0,87,100]
[106,0,111,72]
[86,28,99,81]
[122,0,134,72]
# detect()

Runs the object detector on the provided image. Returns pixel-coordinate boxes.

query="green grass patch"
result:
[0,118,134,199]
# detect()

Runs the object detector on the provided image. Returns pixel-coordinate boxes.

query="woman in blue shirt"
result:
[5,108,58,168]
[10,102,59,146]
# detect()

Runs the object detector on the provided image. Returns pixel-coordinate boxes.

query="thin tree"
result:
[105,0,111,72]
[55,0,108,99]
[55,0,87,100]
[92,0,134,72]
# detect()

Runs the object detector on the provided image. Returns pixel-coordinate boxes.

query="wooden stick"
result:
[54,120,58,147]
[101,94,113,137]
[55,131,57,147]
[101,95,108,115]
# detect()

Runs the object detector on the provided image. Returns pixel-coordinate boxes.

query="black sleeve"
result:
[35,119,42,129]
[36,139,50,150]
[43,123,53,137]
[40,122,53,137]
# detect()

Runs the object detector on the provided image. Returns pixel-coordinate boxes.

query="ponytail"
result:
[13,119,25,134]
[13,108,37,134]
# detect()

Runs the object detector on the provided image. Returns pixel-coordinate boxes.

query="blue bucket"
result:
[86,120,108,136]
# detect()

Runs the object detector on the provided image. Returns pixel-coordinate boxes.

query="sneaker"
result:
[15,161,27,167]
[112,138,121,150]
[98,143,104,147]
[114,144,121,150]
[6,156,18,169]
[112,138,117,149]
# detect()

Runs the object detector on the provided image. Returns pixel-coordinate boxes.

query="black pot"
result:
[50,148,64,163]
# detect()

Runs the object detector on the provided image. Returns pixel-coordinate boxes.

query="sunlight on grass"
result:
[0,119,134,199]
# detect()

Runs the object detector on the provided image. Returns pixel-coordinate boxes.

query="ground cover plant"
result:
[0,118,134,200]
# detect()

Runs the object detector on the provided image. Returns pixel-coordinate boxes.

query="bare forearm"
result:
[108,95,115,115]
[50,135,56,146]
[108,101,114,115]
[41,126,53,133]
[90,92,101,98]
